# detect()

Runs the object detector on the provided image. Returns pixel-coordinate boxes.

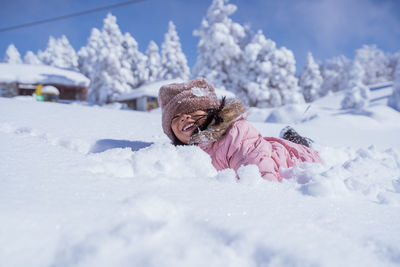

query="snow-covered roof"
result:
[116,79,236,102]
[0,63,90,87]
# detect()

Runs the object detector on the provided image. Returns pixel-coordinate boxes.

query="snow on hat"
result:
[158,78,219,142]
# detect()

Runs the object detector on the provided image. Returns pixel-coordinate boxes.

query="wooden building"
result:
[0,63,90,101]
[115,80,183,111]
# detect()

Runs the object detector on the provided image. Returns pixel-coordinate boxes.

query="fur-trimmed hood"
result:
[190,98,248,145]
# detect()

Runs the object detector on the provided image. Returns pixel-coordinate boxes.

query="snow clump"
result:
[191,87,212,97]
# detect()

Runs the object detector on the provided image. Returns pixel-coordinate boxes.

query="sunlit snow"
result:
[1,85,400,267]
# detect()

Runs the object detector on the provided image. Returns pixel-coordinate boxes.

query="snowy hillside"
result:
[1,86,400,267]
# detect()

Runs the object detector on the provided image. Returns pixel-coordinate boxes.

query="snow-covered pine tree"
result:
[3,44,22,64]
[299,52,323,102]
[388,60,400,111]
[320,55,351,96]
[355,45,391,86]
[269,47,304,105]
[97,14,134,102]
[236,30,276,107]
[160,21,190,81]
[193,0,246,94]
[38,35,78,69]
[78,13,135,104]
[145,41,162,83]
[341,60,370,109]
[78,28,107,103]
[24,51,41,65]
[234,30,304,107]
[78,28,101,88]
[122,32,147,88]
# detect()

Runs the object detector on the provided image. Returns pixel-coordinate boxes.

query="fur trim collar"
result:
[190,99,248,145]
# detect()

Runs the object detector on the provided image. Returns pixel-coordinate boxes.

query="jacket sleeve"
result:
[224,120,282,182]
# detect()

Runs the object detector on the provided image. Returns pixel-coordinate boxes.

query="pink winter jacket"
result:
[199,119,323,182]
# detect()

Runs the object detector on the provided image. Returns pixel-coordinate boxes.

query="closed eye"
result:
[191,114,207,120]
[172,114,181,121]
[172,113,207,123]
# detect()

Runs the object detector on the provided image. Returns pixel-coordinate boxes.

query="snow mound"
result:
[265,104,318,123]
[130,143,218,180]
[86,142,260,183]
[281,146,400,205]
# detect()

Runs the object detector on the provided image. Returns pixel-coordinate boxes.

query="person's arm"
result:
[224,120,282,182]
[257,157,282,182]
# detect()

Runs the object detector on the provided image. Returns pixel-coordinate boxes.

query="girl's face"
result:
[171,110,207,144]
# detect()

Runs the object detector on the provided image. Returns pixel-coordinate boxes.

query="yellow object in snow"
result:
[34,84,44,101]
[35,84,43,95]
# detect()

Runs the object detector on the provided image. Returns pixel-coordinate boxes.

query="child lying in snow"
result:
[158,78,322,182]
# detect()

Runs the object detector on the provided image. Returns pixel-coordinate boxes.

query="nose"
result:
[180,114,191,122]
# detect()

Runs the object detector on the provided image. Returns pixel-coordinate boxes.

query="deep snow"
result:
[1,85,400,267]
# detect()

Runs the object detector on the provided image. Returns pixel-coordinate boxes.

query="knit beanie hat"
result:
[158,78,219,141]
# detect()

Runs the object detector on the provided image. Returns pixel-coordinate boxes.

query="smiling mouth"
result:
[182,123,195,132]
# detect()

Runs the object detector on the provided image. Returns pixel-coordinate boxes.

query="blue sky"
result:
[0,0,399,72]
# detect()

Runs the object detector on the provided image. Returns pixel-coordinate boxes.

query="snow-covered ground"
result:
[1,86,400,267]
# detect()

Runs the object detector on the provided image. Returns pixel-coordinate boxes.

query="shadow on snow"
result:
[90,139,153,153]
